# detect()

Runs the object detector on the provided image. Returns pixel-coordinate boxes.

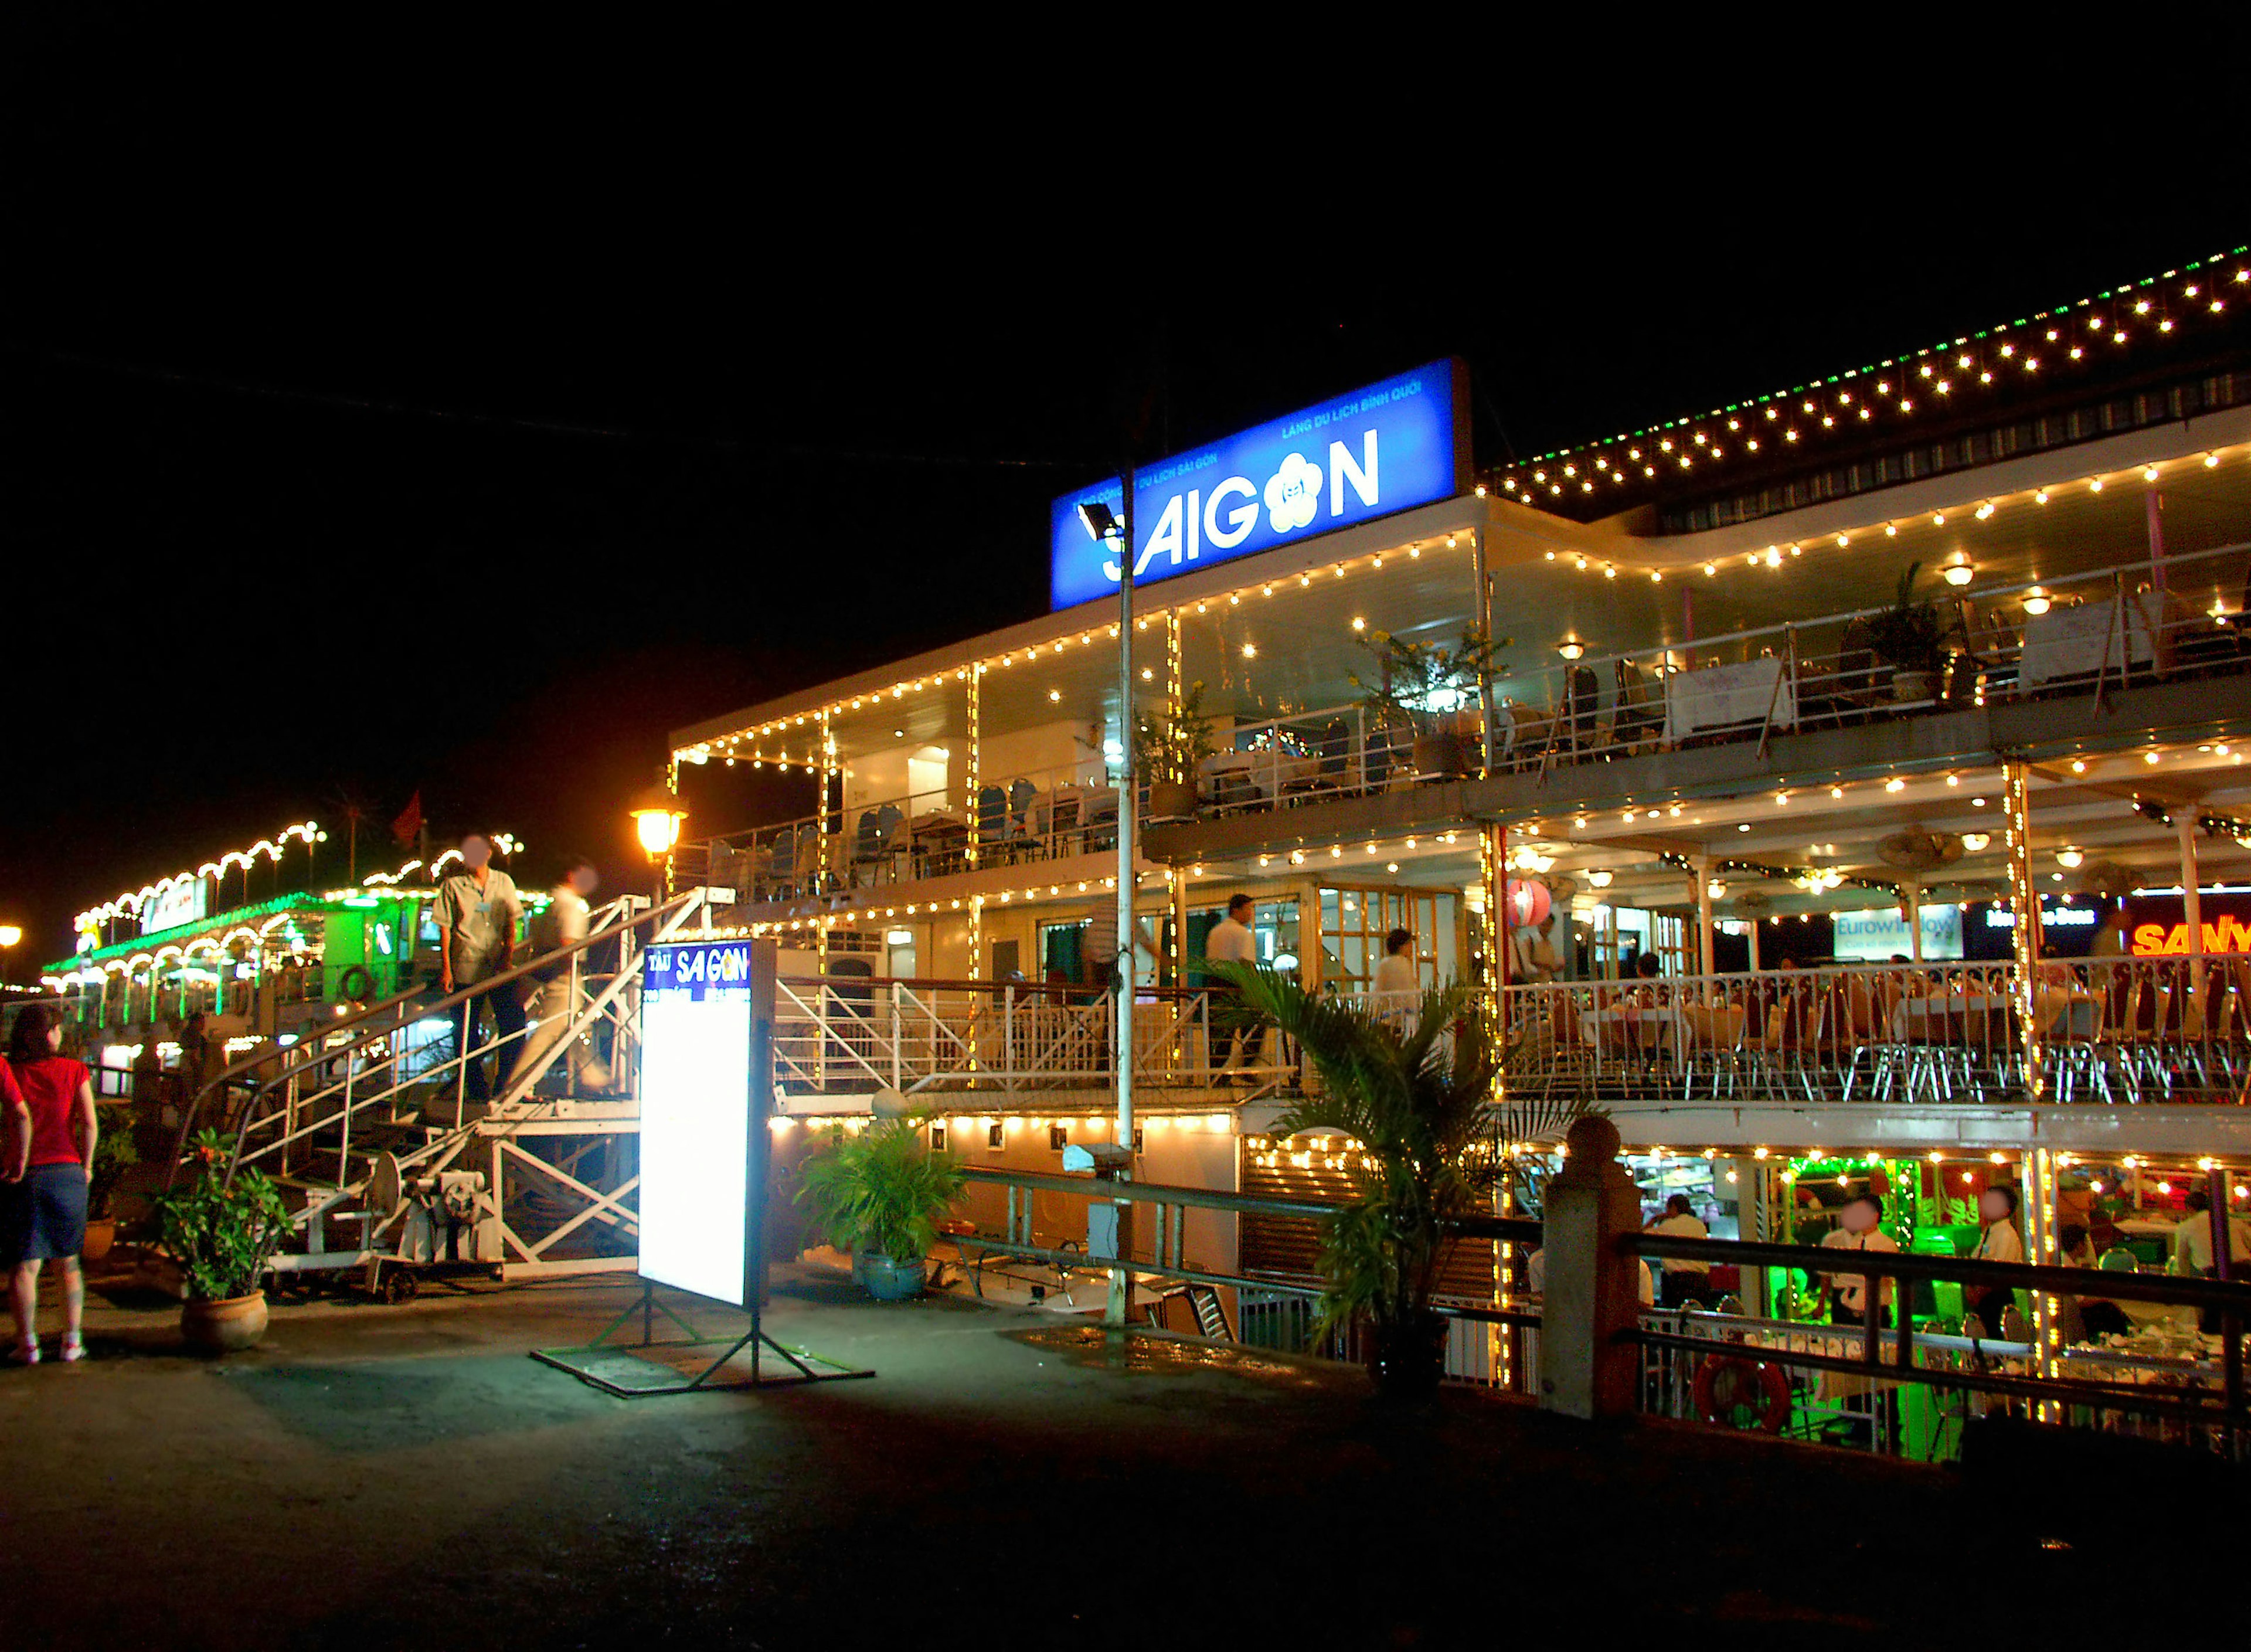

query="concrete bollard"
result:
[1538,1114,1643,1419]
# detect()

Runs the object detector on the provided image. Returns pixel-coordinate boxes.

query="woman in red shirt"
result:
[3,1004,98,1364]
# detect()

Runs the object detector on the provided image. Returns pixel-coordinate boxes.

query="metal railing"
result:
[686,543,2251,905]
[1630,1225,2251,1459]
[1499,953,2251,1104]
[773,976,1294,1096]
[944,1165,1538,1386]
[152,891,719,1279]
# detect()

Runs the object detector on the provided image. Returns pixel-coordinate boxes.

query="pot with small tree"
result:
[1134,679,1216,825]
[150,1128,291,1352]
[1863,562,1951,702]
[1350,627,1507,780]
[795,1118,968,1300]
[81,1104,138,1262]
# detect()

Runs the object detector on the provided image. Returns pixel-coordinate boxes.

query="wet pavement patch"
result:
[228,1355,620,1451]
[1005,1324,1321,1385]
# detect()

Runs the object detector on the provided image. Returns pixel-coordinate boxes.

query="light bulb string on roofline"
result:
[1495,247,2249,501]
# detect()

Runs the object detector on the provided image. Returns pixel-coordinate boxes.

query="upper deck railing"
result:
[773,974,1293,1098]
[682,543,2251,906]
[1488,953,2251,1106]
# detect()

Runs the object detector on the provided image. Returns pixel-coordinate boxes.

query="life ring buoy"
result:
[1692,1354,1792,1432]
[338,965,376,1002]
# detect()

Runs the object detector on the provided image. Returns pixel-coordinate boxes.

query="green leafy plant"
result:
[1133,679,1218,787]
[1862,561,1949,675]
[1218,962,1520,1337]
[1348,628,1508,738]
[795,1119,967,1265]
[149,1130,291,1301]
[87,1104,138,1222]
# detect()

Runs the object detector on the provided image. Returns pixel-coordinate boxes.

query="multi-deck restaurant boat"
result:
[655,247,2251,1357]
[26,250,2251,1446]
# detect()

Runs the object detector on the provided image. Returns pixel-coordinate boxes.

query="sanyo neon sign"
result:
[1049,359,1467,611]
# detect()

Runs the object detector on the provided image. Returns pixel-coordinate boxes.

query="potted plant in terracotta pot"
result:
[1863,562,1950,702]
[150,1128,291,1353]
[1133,679,1215,825]
[1351,627,1506,779]
[81,1104,137,1263]
[795,1118,967,1300]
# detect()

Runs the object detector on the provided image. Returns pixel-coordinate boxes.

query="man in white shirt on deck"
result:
[2171,1188,2251,1275]
[1206,895,1264,1080]
[1820,1192,1899,1325]
[1969,1183,2023,1334]
[1647,1194,1712,1308]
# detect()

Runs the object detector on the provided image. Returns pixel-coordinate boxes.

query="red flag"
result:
[391,791,424,847]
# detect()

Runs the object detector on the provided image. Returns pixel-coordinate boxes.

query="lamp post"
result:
[0,924,21,985]
[1080,489,1138,1330]
[630,786,688,907]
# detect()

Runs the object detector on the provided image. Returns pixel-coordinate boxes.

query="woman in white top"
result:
[1372,929,1419,997]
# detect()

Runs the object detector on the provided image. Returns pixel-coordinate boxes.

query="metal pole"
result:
[1907,882,1924,964]
[1111,477,1137,1328]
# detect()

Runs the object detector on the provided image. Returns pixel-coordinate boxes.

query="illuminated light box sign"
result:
[2123,892,2251,956]
[141,876,209,936]
[639,939,773,1307]
[1832,905,1963,961]
[1049,358,1468,611]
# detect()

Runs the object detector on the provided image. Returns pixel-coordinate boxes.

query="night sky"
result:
[6,18,2248,963]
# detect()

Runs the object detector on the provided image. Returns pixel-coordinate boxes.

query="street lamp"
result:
[630,786,688,905]
[0,924,19,986]
[631,788,688,858]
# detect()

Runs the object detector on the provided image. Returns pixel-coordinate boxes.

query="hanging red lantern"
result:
[1504,879,1551,928]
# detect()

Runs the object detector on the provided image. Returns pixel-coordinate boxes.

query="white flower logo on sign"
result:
[1263,452,1323,535]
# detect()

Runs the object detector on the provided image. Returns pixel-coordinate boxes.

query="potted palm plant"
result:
[150,1128,291,1353]
[796,1118,968,1300]
[1133,680,1216,825]
[81,1104,138,1262]
[1350,628,1506,779]
[1216,961,1514,1399]
[1863,561,1949,701]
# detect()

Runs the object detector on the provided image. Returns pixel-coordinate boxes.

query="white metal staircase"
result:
[171,889,718,1287]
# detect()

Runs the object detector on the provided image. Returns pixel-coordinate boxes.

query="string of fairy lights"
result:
[74,821,327,933]
[671,535,1475,771]
[1495,247,2250,511]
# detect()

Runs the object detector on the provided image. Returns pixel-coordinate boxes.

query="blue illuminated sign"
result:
[1050,359,1467,611]
[645,941,757,1002]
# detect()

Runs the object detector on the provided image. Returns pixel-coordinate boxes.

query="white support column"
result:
[1747,916,1760,973]
[1906,882,1924,964]
[2181,810,2204,970]
[2024,1146,2061,1419]
[1695,859,1716,977]
[2004,762,2046,1103]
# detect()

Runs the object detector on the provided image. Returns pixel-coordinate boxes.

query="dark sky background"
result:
[5,16,2249,963]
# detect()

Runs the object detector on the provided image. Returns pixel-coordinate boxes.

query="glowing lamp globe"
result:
[0,925,21,949]
[1503,878,1550,929]
[631,790,688,857]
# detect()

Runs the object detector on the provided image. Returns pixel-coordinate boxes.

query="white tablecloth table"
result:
[2018,590,2190,689]
[1578,1005,1689,1053]
[1202,752,1319,802]
[1888,994,2009,1039]
[1664,657,1796,743]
